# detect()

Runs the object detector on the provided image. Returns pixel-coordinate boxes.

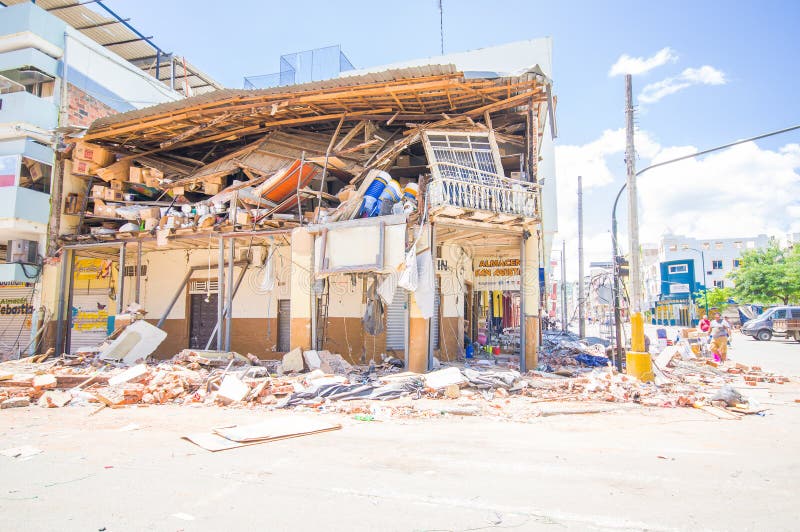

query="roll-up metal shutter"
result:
[385,288,407,352]
[0,284,34,358]
[70,289,109,353]
[277,299,291,352]
[433,277,440,349]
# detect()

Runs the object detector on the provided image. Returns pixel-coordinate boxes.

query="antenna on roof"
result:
[438,0,445,54]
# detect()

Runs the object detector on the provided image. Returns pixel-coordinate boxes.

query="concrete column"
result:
[407,293,429,374]
[522,229,541,369]
[289,227,313,350]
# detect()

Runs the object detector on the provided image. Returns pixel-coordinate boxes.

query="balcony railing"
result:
[427,162,539,218]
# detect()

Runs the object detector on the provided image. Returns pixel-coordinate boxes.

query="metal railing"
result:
[428,176,538,218]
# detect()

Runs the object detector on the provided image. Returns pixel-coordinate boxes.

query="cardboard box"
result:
[103,189,124,202]
[142,167,164,180]
[396,155,411,167]
[110,179,125,191]
[236,211,252,226]
[91,185,106,198]
[74,142,115,166]
[336,186,357,202]
[203,182,222,195]
[93,199,107,217]
[143,177,161,189]
[137,207,161,220]
[129,166,144,184]
[72,159,100,176]
[95,160,132,183]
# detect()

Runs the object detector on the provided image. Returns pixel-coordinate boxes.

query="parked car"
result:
[741,306,800,341]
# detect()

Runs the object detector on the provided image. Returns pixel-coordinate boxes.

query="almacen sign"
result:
[474,258,520,290]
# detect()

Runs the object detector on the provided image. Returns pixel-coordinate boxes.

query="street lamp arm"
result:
[609,123,800,369]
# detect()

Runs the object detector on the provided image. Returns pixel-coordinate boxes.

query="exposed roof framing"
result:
[80,66,548,160]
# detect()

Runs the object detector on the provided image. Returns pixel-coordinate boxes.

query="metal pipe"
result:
[205,264,248,350]
[54,248,73,356]
[118,243,126,311]
[427,223,436,371]
[135,240,142,303]
[217,237,225,351]
[156,268,194,328]
[519,234,526,373]
[577,175,585,338]
[225,237,235,351]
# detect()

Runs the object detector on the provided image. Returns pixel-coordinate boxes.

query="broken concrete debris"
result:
[0,332,791,422]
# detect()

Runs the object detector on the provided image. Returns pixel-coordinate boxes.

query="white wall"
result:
[65,27,181,112]
[128,243,290,321]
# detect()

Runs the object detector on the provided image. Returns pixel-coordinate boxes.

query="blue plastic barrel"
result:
[369,178,402,217]
[358,171,389,217]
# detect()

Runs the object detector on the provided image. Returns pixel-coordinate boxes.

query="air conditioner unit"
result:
[9,239,38,264]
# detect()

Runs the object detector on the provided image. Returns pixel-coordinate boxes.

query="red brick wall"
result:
[66,85,117,128]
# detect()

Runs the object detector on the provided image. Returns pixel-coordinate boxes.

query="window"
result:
[681,244,689,251]
[0,155,18,187]
[746,241,755,249]
[733,259,740,268]
[19,157,51,194]
[714,242,724,250]
[668,244,678,252]
[702,242,710,250]
[734,241,743,249]
[773,309,787,319]
[712,260,723,269]
[668,264,688,274]
[714,280,725,288]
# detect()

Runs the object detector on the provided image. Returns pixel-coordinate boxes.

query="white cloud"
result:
[609,47,677,77]
[639,65,726,104]
[555,132,800,281]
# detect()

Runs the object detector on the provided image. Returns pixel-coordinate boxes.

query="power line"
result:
[438,0,444,55]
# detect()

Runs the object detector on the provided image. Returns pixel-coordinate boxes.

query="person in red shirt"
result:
[699,314,711,333]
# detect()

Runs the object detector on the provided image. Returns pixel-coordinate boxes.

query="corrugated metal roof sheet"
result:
[89,64,461,131]
[2,0,221,95]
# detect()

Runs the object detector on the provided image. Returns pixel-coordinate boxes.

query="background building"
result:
[648,232,770,325]
[0,1,216,357]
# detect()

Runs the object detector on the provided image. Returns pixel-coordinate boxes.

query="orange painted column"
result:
[407,293,429,374]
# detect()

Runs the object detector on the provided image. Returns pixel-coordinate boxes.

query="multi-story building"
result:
[648,233,769,325]
[0,1,217,357]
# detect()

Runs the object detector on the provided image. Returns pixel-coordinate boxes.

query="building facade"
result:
[648,233,770,325]
[0,1,216,357]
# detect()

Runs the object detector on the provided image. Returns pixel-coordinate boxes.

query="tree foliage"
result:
[729,241,800,305]
[693,287,734,313]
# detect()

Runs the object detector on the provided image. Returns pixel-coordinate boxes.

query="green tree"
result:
[729,240,800,305]
[694,286,734,313]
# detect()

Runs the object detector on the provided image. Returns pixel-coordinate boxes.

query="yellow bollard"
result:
[630,312,645,353]
[626,352,654,382]
[626,311,653,381]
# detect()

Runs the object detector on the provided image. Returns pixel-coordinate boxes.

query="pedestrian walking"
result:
[710,312,731,362]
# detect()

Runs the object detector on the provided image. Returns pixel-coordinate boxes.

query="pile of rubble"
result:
[537,331,611,375]
[0,338,793,420]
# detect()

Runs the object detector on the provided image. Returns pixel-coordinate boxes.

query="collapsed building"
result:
[40,40,558,373]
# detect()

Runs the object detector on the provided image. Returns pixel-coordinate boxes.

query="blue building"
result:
[653,259,704,326]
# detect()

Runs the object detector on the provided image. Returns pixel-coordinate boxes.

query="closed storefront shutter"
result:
[433,277,440,349]
[385,288,407,352]
[277,299,290,352]
[0,284,35,358]
[70,289,109,353]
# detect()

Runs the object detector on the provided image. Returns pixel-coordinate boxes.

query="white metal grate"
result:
[188,280,219,294]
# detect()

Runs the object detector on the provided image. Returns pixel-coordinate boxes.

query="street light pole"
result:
[688,247,709,318]
[611,124,800,371]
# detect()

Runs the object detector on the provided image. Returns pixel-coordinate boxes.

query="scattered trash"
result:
[183,417,341,452]
[1,445,43,460]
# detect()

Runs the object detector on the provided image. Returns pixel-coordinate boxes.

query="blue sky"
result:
[97,0,800,277]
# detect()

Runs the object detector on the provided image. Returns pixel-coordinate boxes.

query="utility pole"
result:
[625,74,641,314]
[577,175,585,338]
[561,240,567,332]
